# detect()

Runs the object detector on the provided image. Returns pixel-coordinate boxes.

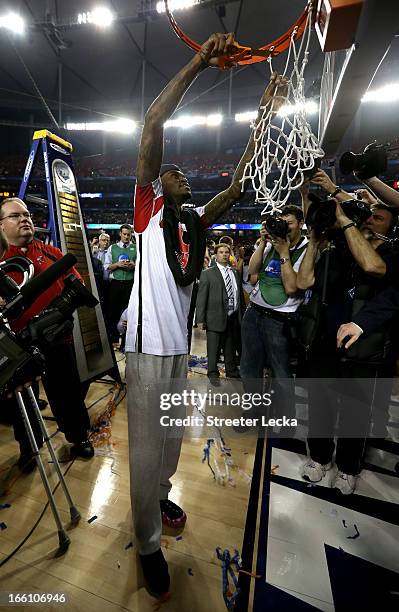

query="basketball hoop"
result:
[164,1,324,214]
[164,0,314,69]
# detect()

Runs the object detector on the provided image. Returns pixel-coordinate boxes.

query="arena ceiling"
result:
[0,1,397,148]
[0,0,329,124]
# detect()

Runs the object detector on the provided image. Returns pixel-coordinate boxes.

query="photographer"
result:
[0,197,94,464]
[1,223,43,472]
[297,194,399,494]
[240,205,308,424]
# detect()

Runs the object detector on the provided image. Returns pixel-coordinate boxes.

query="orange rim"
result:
[164,1,312,68]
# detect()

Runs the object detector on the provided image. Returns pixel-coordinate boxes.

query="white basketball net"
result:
[241,4,324,215]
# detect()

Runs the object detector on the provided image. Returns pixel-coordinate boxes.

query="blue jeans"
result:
[240,304,295,419]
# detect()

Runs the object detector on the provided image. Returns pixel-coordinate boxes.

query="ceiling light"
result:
[0,12,25,34]
[278,99,319,117]
[206,114,223,126]
[362,83,399,103]
[164,114,223,129]
[65,118,136,134]
[235,111,258,123]
[91,7,114,27]
[156,1,200,14]
[78,7,114,27]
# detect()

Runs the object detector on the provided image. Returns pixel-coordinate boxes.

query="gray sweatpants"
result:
[126,351,188,555]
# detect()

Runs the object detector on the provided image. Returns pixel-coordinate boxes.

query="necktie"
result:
[224,268,234,314]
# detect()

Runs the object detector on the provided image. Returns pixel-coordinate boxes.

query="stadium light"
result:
[164,113,223,129]
[235,101,318,123]
[362,83,399,103]
[78,7,114,27]
[65,118,136,134]
[278,100,319,117]
[156,1,200,14]
[0,12,25,34]
[235,111,258,123]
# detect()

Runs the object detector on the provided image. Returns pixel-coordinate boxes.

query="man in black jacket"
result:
[297,199,399,494]
[338,285,399,346]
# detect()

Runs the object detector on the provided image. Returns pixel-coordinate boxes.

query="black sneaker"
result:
[139,548,170,596]
[37,398,48,411]
[160,499,187,529]
[71,440,94,459]
[17,453,37,474]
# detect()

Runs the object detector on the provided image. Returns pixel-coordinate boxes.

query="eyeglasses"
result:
[0,212,32,221]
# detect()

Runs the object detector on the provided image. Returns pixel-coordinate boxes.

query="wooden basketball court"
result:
[0,330,259,611]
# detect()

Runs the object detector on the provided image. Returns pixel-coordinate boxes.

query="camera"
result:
[0,266,98,396]
[305,193,372,237]
[243,245,254,259]
[264,215,289,240]
[339,142,387,180]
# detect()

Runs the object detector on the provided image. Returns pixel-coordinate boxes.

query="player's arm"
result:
[136,33,236,187]
[202,73,288,226]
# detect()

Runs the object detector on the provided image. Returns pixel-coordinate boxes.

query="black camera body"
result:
[305,193,372,238]
[0,273,98,396]
[339,142,387,180]
[264,215,289,240]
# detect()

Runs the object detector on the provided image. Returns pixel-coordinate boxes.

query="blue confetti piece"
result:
[125,542,133,550]
[176,536,183,541]
[87,515,97,524]
[188,568,194,576]
[0,522,7,530]
[0,503,11,509]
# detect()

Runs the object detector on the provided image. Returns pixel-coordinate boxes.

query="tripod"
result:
[15,385,81,555]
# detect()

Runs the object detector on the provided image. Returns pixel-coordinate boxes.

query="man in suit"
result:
[196,243,243,381]
[337,284,399,348]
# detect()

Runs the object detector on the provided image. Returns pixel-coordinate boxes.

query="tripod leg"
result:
[26,386,81,526]
[15,390,70,555]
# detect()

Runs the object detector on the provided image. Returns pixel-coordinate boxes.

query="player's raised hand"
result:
[199,33,237,68]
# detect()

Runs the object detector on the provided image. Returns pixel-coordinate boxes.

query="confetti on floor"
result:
[87,515,97,524]
[0,522,7,530]
[347,524,360,540]
[238,569,262,579]
[188,568,194,576]
[176,536,183,541]
[124,541,133,550]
